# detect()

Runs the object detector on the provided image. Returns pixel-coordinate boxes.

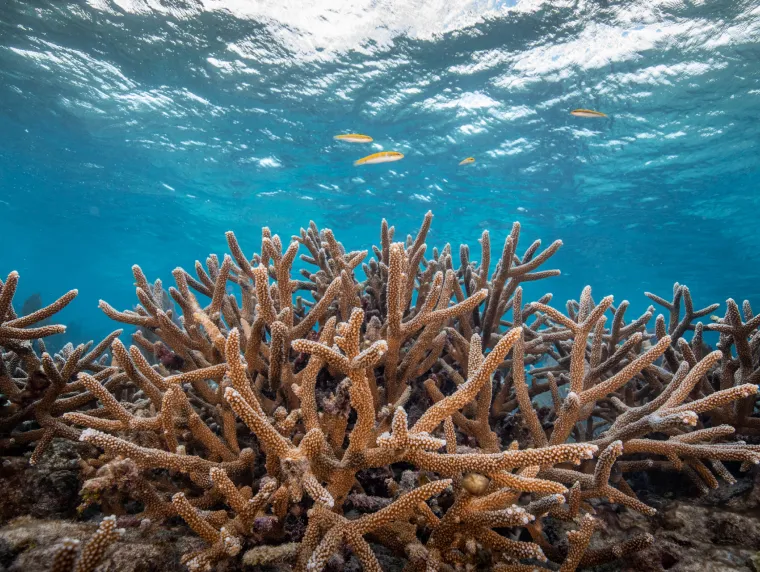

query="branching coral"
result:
[0,272,121,464]
[49,515,123,572]
[3,211,760,571]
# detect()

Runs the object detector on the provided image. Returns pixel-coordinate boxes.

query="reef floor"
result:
[2,440,760,572]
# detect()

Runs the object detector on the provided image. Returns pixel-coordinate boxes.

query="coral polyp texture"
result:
[2,211,760,571]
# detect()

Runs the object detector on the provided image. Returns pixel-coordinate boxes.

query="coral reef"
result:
[0,273,120,464]
[2,212,760,571]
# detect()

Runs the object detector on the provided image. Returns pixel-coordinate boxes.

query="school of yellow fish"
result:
[335,108,606,167]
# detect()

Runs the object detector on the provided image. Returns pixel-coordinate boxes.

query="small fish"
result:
[334,133,373,143]
[354,151,404,166]
[570,109,607,118]
[710,315,722,322]
[459,157,475,166]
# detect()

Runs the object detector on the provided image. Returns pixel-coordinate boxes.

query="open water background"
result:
[1,0,759,347]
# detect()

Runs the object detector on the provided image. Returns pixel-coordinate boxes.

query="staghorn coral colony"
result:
[2,211,760,571]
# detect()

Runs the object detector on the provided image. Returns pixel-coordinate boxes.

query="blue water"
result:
[1,0,759,347]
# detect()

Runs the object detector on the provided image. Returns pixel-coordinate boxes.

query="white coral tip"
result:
[80,428,99,441]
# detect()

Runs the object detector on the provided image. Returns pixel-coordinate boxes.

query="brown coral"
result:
[3,213,760,571]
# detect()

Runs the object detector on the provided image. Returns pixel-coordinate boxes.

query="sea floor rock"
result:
[0,516,198,572]
[0,439,87,525]
[586,468,760,572]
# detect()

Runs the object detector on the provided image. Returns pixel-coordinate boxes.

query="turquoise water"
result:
[1,0,759,346]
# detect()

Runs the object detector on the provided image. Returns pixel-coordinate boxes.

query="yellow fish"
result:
[354,151,404,166]
[570,109,607,118]
[459,157,475,166]
[334,133,373,143]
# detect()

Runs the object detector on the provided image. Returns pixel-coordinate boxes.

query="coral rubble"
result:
[2,212,760,571]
